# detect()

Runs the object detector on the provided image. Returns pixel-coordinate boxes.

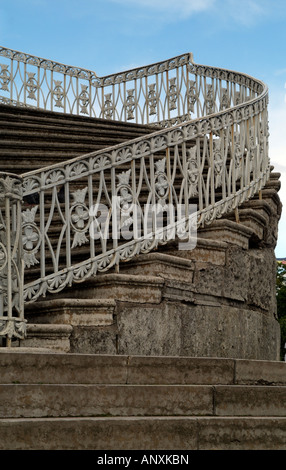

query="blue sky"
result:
[1,0,286,256]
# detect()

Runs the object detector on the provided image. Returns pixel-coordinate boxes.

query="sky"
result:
[1,0,286,257]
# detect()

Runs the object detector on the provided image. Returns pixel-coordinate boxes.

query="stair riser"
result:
[1,384,285,418]
[0,105,155,131]
[2,352,285,386]
[0,417,286,450]
[0,353,236,385]
[0,104,155,173]
[0,384,212,418]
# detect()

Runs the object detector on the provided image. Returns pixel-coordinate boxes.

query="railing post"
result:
[0,172,26,347]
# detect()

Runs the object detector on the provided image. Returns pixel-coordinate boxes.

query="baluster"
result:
[0,172,26,347]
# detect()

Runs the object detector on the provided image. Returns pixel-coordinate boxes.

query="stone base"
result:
[22,238,281,359]
[113,300,280,360]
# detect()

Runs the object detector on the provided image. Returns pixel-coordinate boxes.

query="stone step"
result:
[0,383,286,419]
[0,104,155,173]
[0,104,155,133]
[0,136,144,153]
[0,116,153,133]
[1,351,285,386]
[0,350,285,450]
[0,118,154,135]
[0,126,154,148]
[0,416,286,450]
[0,137,141,151]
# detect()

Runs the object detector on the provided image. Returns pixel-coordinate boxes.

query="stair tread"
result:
[0,105,156,174]
[0,105,155,131]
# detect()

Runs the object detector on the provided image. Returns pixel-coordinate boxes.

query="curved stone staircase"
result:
[0,49,285,450]
[0,103,281,361]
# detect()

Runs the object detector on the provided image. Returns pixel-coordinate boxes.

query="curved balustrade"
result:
[0,46,264,125]
[0,47,270,310]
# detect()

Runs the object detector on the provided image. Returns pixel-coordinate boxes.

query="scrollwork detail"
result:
[70,187,90,249]
[148,83,157,116]
[103,93,113,119]
[168,78,177,111]
[125,89,135,120]
[0,63,10,91]
[213,138,224,188]
[22,206,40,268]
[187,146,199,197]
[26,72,38,100]
[79,84,89,114]
[188,80,198,114]
[154,157,169,200]
[53,80,65,108]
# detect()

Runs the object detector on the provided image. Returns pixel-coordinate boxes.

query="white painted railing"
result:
[0,172,26,344]
[0,47,270,341]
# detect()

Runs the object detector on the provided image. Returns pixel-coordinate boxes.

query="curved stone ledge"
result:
[25,298,116,326]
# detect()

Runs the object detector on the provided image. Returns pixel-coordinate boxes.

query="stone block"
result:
[116,301,182,357]
[197,417,286,450]
[198,219,253,249]
[112,301,280,360]
[0,351,129,384]
[25,298,116,326]
[168,237,227,266]
[126,356,235,385]
[214,385,286,416]
[70,324,118,355]
[56,274,164,304]
[22,324,72,353]
[120,252,195,282]
[0,417,199,450]
[0,384,214,418]
[223,247,250,302]
[247,248,277,313]
[235,359,286,385]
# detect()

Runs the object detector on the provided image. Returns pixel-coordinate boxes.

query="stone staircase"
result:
[1,103,281,360]
[0,350,285,450]
[0,103,285,450]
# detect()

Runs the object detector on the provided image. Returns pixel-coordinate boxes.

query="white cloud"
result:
[107,0,277,25]
[109,0,215,19]
[274,68,286,77]
[220,0,268,25]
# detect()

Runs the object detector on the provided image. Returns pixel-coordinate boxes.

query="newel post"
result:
[0,172,26,347]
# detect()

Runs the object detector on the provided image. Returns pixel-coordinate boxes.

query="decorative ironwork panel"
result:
[0,173,25,345]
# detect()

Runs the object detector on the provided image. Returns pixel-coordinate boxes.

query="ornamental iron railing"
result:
[0,46,269,344]
[0,172,26,345]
